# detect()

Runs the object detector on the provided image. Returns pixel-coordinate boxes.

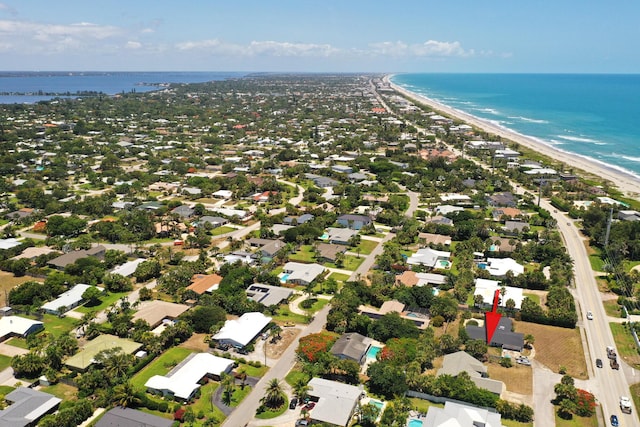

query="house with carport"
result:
[306,377,363,427]
[213,312,272,349]
[281,262,325,286]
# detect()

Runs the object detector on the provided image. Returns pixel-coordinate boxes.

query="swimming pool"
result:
[370,399,384,410]
[405,313,419,318]
[320,233,329,240]
[366,345,382,359]
[478,262,487,269]
[408,419,423,427]
[279,273,290,283]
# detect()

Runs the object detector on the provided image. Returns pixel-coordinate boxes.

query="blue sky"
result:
[1,1,638,72]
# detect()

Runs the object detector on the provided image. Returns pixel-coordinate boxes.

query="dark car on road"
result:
[596,358,603,368]
[610,414,619,426]
[289,397,298,409]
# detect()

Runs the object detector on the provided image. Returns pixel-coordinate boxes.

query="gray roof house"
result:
[246,283,294,307]
[171,204,195,218]
[96,407,173,427]
[316,243,347,263]
[438,351,505,395]
[283,213,314,225]
[337,214,372,230]
[47,245,106,270]
[330,332,373,365]
[466,317,524,351]
[282,262,325,285]
[0,387,62,427]
[198,216,229,228]
[325,227,358,245]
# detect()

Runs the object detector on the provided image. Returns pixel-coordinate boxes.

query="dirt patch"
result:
[514,320,588,379]
[266,328,300,359]
[487,360,533,395]
[179,333,211,352]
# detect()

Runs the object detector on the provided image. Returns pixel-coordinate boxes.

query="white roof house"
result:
[0,238,22,250]
[282,262,325,285]
[0,316,44,341]
[474,278,524,310]
[423,401,504,427]
[41,284,102,314]
[212,189,233,199]
[145,353,234,401]
[307,378,363,427]
[213,312,272,348]
[407,248,451,268]
[110,258,145,277]
[485,257,524,277]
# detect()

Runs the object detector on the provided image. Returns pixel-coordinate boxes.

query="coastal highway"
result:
[542,198,640,425]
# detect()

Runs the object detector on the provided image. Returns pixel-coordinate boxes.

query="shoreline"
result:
[385,75,640,199]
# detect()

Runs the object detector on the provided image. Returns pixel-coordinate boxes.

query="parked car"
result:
[515,356,531,366]
[303,402,316,410]
[295,420,309,426]
[596,358,603,368]
[586,310,594,320]
[610,414,619,426]
[289,397,298,409]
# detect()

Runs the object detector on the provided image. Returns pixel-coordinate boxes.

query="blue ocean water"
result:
[0,71,244,104]
[391,73,640,178]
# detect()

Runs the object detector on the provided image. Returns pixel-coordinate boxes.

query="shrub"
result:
[431,315,445,327]
[499,357,512,368]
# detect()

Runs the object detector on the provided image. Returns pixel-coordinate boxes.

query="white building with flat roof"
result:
[0,316,43,341]
[485,257,524,277]
[474,278,524,310]
[213,312,272,348]
[423,401,505,427]
[41,284,103,315]
[145,353,234,401]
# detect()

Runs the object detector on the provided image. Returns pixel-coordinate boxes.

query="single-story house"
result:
[132,300,190,329]
[337,214,372,230]
[438,351,504,395]
[0,316,43,342]
[466,317,524,351]
[213,312,272,348]
[282,262,325,286]
[488,237,519,253]
[330,332,373,365]
[418,233,452,246]
[618,210,640,222]
[10,246,56,260]
[0,387,62,427]
[484,257,524,277]
[197,216,229,228]
[246,283,294,307]
[435,205,465,216]
[41,284,103,315]
[474,278,524,310]
[110,258,146,277]
[0,238,22,250]
[315,243,347,263]
[504,220,529,234]
[325,227,358,245]
[212,189,233,199]
[332,165,353,174]
[358,300,429,329]
[222,251,257,266]
[492,207,523,220]
[307,378,363,427]
[145,353,234,401]
[305,174,339,188]
[171,205,195,219]
[487,192,517,207]
[423,401,505,427]
[187,273,223,295]
[406,247,451,268]
[211,207,249,220]
[283,213,314,225]
[47,245,106,270]
[65,334,142,371]
[96,407,174,427]
[395,271,447,288]
[426,215,454,226]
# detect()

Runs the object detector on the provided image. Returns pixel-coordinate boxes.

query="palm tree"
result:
[262,378,284,409]
[293,378,311,403]
[220,372,235,405]
[112,382,141,408]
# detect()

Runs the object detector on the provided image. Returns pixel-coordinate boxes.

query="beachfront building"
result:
[406,247,451,269]
[306,377,363,427]
[145,353,234,401]
[473,278,524,310]
[0,387,62,427]
[212,312,272,349]
[41,284,103,315]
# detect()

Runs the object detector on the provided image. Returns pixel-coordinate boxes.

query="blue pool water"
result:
[320,233,329,240]
[279,273,290,283]
[366,345,382,359]
[408,419,423,427]
[478,262,487,269]
[370,399,384,409]
[406,313,418,318]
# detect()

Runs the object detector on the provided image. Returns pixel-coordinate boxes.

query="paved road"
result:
[221,304,331,427]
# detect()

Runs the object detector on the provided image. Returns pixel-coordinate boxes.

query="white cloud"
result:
[125,41,142,49]
[369,40,474,58]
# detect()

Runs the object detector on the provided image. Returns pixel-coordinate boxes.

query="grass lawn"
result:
[0,272,43,305]
[588,254,605,272]
[325,255,365,271]
[188,382,226,423]
[603,300,624,318]
[0,385,15,396]
[228,384,252,407]
[131,347,194,388]
[298,297,330,314]
[523,292,541,305]
[255,399,288,419]
[408,397,444,413]
[630,382,640,416]
[237,362,268,378]
[329,272,350,283]
[0,354,12,371]
[487,360,533,395]
[610,323,640,367]
[554,413,598,427]
[355,239,379,255]
[288,245,316,263]
[75,291,128,314]
[41,382,78,401]
[285,369,310,387]
[27,314,77,337]
[502,421,533,427]
[514,321,588,379]
[5,337,29,349]
[271,306,308,325]
[211,226,236,236]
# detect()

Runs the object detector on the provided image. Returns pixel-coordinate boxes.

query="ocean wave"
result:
[508,116,549,124]
[473,107,500,115]
[555,135,601,144]
[548,139,565,146]
[613,154,640,163]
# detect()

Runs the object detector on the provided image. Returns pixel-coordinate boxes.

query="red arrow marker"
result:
[485,289,502,344]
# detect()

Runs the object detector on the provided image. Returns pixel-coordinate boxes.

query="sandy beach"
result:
[385,75,640,199]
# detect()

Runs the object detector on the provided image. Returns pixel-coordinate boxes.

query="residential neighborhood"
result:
[0,73,637,427]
